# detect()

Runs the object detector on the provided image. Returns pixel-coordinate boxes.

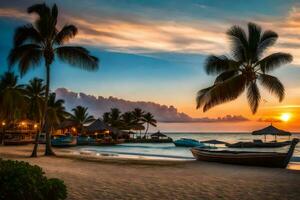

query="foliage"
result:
[0,159,67,200]
[68,105,95,132]
[196,22,292,114]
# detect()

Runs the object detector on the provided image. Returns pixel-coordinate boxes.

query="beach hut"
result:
[252,124,291,142]
[150,131,168,140]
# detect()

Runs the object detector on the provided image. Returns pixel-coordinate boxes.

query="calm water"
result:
[75,132,300,162]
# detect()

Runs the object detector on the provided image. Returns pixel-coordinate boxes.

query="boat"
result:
[174,138,207,147]
[76,135,96,145]
[226,140,291,148]
[191,138,299,168]
[51,133,77,147]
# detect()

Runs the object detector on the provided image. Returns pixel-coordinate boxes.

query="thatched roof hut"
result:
[252,124,291,141]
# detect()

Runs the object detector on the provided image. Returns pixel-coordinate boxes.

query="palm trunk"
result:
[44,63,55,156]
[30,120,42,157]
[143,123,149,139]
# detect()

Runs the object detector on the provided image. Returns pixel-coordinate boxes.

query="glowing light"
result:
[34,124,38,129]
[280,113,291,122]
[21,122,26,126]
[2,122,5,126]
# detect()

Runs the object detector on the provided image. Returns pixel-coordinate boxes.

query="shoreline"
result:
[1,145,300,200]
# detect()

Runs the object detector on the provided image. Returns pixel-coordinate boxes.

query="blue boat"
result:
[77,135,96,145]
[174,138,208,147]
[51,133,77,147]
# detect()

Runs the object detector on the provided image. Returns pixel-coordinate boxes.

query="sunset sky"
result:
[0,0,300,132]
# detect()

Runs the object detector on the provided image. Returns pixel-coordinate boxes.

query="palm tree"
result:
[109,108,122,128]
[8,3,99,156]
[25,78,46,157]
[69,106,95,134]
[196,22,292,114]
[0,72,26,144]
[121,112,135,130]
[45,93,68,152]
[0,72,26,125]
[142,112,157,138]
[131,108,145,137]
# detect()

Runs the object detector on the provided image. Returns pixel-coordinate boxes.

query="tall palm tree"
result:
[8,3,99,156]
[131,108,145,137]
[142,112,157,138]
[196,22,292,114]
[69,106,95,134]
[25,78,46,157]
[45,93,68,152]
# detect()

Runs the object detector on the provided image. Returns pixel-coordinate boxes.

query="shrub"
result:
[0,159,67,200]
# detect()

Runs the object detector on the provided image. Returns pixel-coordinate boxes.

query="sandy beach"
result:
[0,145,300,200]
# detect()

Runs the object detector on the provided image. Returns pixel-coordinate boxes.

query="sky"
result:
[0,0,300,132]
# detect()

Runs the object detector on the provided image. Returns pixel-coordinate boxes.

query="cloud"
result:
[257,118,282,123]
[55,88,249,123]
[1,4,300,65]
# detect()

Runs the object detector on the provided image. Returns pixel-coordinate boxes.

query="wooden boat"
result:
[226,140,291,148]
[191,138,299,168]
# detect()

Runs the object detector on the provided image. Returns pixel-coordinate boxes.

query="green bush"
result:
[0,159,67,200]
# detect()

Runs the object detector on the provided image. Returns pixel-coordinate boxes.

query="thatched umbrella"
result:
[150,131,168,139]
[252,124,291,141]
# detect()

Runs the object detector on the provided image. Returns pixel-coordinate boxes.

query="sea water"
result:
[75,132,300,162]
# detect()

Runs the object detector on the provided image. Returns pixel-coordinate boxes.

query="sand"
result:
[1,145,300,200]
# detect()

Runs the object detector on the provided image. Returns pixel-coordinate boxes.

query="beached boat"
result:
[51,134,77,147]
[77,135,96,145]
[174,138,206,147]
[191,138,299,168]
[226,140,291,148]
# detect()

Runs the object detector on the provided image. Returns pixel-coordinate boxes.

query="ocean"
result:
[75,132,300,162]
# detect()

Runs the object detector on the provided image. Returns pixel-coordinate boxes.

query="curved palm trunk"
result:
[44,64,55,156]
[30,120,42,157]
[143,123,149,139]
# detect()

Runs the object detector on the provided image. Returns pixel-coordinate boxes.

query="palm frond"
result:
[257,30,278,58]
[55,46,99,70]
[14,24,43,47]
[55,25,78,45]
[247,82,261,114]
[258,52,292,73]
[258,74,285,101]
[27,3,50,17]
[226,25,248,61]
[214,70,239,84]
[202,75,246,112]
[196,86,213,109]
[8,44,42,76]
[247,22,261,62]
[205,55,240,75]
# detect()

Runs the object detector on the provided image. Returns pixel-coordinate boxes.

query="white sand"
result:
[1,144,300,200]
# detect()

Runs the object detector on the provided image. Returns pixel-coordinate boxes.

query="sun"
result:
[280,113,291,122]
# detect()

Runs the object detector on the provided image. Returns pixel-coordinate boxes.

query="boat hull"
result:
[191,149,288,168]
[226,141,291,148]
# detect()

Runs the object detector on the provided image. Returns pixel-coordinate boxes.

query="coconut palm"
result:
[131,108,145,137]
[69,106,95,134]
[196,22,292,114]
[121,112,135,130]
[8,3,99,155]
[0,72,26,125]
[109,108,122,128]
[142,112,157,138]
[25,78,46,157]
[0,72,26,144]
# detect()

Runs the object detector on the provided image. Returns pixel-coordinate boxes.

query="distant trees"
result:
[102,108,157,138]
